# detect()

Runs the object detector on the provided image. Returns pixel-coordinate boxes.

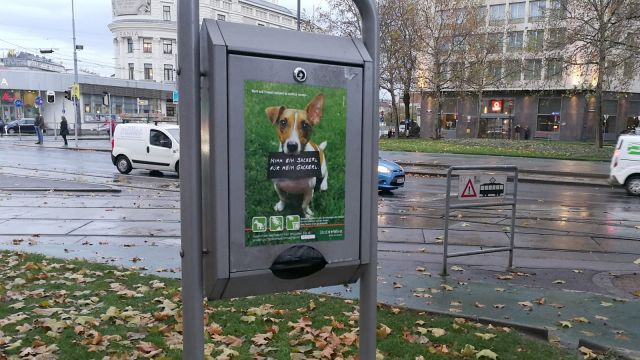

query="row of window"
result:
[442,28,563,54]
[126,38,175,55]
[128,63,174,81]
[240,4,293,25]
[487,1,559,24]
[447,58,562,82]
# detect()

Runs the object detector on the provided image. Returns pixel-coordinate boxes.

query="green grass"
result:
[379,138,615,162]
[0,251,578,359]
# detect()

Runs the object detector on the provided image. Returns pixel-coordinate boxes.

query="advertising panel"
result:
[244,80,346,247]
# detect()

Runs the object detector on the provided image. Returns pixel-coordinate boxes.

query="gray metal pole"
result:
[442,168,452,276]
[71,0,79,148]
[178,0,204,359]
[353,0,378,359]
[109,93,113,144]
[297,0,301,31]
[509,170,518,269]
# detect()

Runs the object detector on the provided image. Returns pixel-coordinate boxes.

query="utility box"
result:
[200,20,375,299]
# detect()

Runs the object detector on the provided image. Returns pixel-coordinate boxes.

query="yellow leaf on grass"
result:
[476,349,498,359]
[475,333,497,340]
[558,321,572,328]
[8,302,25,309]
[461,344,477,357]
[377,323,392,338]
[240,315,256,323]
[429,328,446,337]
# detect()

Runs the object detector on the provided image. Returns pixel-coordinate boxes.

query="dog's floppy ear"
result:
[305,94,324,125]
[265,106,285,125]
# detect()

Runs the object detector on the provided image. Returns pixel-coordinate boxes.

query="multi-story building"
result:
[419,0,640,141]
[108,0,296,83]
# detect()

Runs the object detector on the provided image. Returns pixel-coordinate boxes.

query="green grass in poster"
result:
[244,81,346,247]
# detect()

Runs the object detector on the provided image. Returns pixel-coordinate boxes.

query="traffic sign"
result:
[172,90,179,103]
[14,99,23,107]
[35,96,44,107]
[459,174,507,200]
[460,178,477,199]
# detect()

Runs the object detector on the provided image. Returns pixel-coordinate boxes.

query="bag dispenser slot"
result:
[269,245,328,279]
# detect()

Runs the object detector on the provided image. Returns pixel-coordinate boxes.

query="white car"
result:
[111,123,180,175]
[608,134,640,195]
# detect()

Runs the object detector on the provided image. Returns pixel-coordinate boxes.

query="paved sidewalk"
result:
[1,136,111,152]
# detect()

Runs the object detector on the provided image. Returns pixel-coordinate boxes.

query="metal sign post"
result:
[443,166,518,276]
[178,0,204,359]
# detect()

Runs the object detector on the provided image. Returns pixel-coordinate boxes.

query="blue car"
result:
[378,158,405,191]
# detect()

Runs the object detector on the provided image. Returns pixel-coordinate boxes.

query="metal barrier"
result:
[442,165,518,276]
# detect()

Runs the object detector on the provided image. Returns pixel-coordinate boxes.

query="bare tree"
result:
[309,0,362,37]
[548,0,640,147]
[416,0,480,139]
[379,0,423,137]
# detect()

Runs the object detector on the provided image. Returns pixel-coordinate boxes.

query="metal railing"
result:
[442,165,518,276]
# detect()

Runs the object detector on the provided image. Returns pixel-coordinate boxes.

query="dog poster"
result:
[244,80,346,247]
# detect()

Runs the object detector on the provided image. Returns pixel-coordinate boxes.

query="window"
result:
[150,129,172,148]
[489,4,505,24]
[549,0,565,18]
[127,38,133,53]
[505,60,522,82]
[163,39,173,54]
[167,105,176,117]
[507,31,524,49]
[488,61,502,81]
[603,100,618,133]
[476,6,487,23]
[144,63,153,80]
[524,59,543,80]
[487,33,504,54]
[269,13,279,22]
[128,63,134,80]
[143,38,152,53]
[164,64,174,81]
[537,98,562,131]
[527,29,544,51]
[545,58,563,80]
[547,28,564,49]
[508,2,525,23]
[241,5,252,15]
[217,14,226,21]
[256,10,267,19]
[163,6,171,21]
[529,1,546,20]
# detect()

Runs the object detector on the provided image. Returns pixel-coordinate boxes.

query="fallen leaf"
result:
[517,301,533,308]
[578,346,598,360]
[552,280,566,284]
[240,315,256,323]
[634,258,640,265]
[461,344,477,357]
[429,328,446,337]
[493,304,505,309]
[415,266,426,272]
[595,315,608,321]
[377,323,392,338]
[600,302,613,307]
[558,321,572,328]
[476,349,498,359]
[475,333,496,340]
[496,274,513,280]
[474,302,486,308]
[450,266,464,272]
[573,317,589,323]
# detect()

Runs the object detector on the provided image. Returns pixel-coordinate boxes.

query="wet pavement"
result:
[0,141,639,357]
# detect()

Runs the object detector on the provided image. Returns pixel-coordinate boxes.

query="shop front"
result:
[0,89,42,122]
[478,98,514,139]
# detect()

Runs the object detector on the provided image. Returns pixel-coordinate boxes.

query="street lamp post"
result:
[71,0,80,148]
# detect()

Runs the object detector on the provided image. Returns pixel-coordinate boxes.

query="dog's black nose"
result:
[286,142,298,153]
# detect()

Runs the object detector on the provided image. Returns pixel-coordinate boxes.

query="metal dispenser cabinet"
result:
[200,20,375,299]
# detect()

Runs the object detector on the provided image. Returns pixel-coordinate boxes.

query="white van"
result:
[608,134,640,195]
[111,124,180,175]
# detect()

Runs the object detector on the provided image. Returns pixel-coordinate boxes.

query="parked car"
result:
[111,123,180,175]
[4,118,39,134]
[378,158,405,191]
[609,134,640,195]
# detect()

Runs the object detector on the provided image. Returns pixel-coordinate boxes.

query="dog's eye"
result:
[301,122,310,131]
[278,119,288,128]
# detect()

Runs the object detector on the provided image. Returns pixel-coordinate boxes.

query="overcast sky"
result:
[0,0,324,77]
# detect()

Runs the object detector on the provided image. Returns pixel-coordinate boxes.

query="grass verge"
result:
[0,251,575,359]
[379,138,614,162]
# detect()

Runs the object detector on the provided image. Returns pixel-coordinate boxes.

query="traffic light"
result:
[47,93,55,103]
[64,90,71,100]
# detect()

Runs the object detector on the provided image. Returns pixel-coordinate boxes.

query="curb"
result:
[396,161,608,180]
[578,338,640,360]
[9,143,111,153]
[404,169,609,188]
[0,187,121,193]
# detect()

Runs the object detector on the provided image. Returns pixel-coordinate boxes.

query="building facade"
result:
[0,68,174,131]
[108,0,296,83]
[419,0,640,141]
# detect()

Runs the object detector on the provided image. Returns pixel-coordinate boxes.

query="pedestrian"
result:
[523,125,530,140]
[514,124,521,140]
[34,114,44,144]
[0,118,4,137]
[60,115,69,146]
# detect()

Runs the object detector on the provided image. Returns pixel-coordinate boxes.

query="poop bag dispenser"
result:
[269,245,328,279]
